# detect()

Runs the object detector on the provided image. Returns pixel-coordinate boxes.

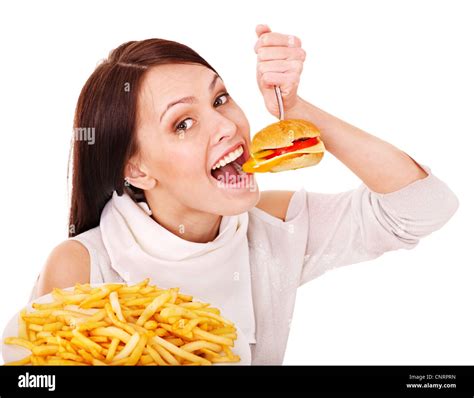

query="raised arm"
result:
[286,98,428,193]
[254,24,427,193]
[253,25,459,287]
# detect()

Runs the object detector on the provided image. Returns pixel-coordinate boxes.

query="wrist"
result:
[285,96,311,120]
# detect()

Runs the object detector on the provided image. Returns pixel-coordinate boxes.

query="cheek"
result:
[138,138,174,181]
[160,142,207,181]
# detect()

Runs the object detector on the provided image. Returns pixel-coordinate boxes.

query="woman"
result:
[32,25,459,365]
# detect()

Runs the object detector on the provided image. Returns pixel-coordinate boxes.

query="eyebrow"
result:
[159,73,222,123]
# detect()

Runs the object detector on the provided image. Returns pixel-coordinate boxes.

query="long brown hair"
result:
[68,39,218,237]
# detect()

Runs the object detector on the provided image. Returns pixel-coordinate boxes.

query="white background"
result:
[0,0,473,365]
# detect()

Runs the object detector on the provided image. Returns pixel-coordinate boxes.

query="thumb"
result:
[256,24,271,38]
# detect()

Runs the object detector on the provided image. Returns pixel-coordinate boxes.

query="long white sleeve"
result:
[299,165,459,286]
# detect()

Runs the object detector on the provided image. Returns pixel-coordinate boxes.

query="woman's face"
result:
[132,63,259,216]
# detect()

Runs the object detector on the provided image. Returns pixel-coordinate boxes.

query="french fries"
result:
[4,279,241,365]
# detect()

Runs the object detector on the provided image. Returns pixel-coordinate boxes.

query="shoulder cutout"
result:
[36,240,90,297]
[255,190,295,221]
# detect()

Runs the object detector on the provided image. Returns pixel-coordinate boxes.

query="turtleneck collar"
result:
[99,191,257,345]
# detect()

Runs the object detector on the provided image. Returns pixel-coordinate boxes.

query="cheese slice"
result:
[243,142,325,173]
[253,149,275,159]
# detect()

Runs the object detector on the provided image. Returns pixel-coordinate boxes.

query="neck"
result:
[144,190,222,244]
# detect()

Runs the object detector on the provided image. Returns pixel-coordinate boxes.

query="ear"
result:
[124,160,157,191]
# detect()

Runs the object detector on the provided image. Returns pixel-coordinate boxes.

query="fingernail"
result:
[288,35,295,47]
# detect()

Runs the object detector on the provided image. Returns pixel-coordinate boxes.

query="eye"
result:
[175,118,194,134]
[174,92,230,134]
[214,92,230,107]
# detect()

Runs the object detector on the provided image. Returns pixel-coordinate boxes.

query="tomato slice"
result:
[261,137,319,160]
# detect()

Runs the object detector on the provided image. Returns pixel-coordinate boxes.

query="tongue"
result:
[212,161,240,180]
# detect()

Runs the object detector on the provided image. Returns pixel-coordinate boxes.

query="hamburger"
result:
[242,119,325,173]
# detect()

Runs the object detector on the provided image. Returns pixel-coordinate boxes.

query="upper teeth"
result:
[212,145,244,170]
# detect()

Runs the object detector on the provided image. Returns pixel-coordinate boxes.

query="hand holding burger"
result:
[243,25,325,173]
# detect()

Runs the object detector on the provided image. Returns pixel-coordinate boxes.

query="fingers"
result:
[256,59,304,77]
[256,46,306,62]
[259,71,300,91]
[254,24,304,115]
[254,32,302,53]
[255,24,271,38]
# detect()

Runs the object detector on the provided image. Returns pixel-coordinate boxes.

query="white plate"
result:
[1,285,251,366]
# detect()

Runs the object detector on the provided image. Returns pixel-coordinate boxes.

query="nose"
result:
[210,112,238,145]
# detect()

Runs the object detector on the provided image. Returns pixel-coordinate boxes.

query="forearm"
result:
[286,96,428,193]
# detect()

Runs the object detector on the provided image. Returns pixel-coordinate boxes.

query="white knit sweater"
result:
[28,165,459,364]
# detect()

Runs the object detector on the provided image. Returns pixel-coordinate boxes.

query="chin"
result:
[217,185,260,216]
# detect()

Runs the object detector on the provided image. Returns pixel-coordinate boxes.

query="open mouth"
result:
[209,144,253,188]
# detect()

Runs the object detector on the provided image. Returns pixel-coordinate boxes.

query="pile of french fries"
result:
[4,279,240,365]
